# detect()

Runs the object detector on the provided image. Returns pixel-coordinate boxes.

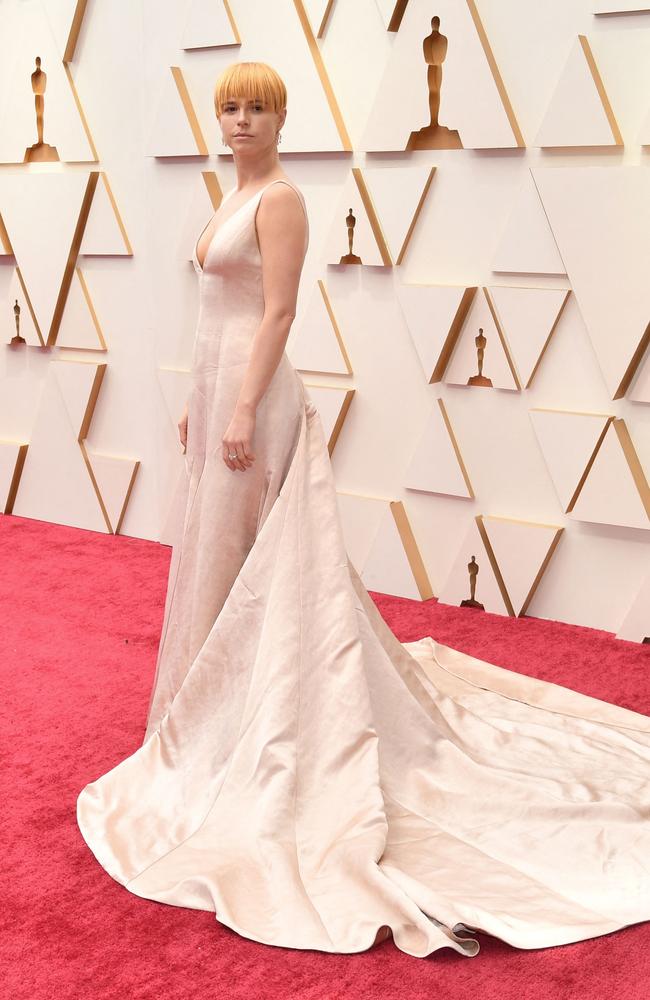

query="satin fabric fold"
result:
[77,179,650,958]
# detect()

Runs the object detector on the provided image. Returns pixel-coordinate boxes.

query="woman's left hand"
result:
[222,406,256,472]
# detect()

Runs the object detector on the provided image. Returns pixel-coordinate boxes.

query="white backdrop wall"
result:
[0,0,648,637]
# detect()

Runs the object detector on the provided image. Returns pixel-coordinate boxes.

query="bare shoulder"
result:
[258,179,306,217]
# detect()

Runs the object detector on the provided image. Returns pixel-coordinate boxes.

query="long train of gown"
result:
[77,179,650,959]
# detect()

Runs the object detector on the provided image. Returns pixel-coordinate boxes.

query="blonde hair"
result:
[213,62,287,117]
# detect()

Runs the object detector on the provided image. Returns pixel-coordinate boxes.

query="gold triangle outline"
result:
[293,0,353,150]
[390,499,435,600]
[487,286,572,389]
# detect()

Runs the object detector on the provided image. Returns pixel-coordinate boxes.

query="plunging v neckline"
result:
[193,180,286,272]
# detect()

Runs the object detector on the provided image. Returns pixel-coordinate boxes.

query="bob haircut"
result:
[213,62,287,117]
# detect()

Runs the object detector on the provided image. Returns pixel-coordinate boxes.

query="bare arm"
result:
[222,184,307,472]
[237,184,307,411]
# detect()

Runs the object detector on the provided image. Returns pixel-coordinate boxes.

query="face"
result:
[218,95,286,152]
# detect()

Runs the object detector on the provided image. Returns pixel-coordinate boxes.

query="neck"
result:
[232,149,282,189]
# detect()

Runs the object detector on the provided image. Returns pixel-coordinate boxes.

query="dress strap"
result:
[258,179,309,236]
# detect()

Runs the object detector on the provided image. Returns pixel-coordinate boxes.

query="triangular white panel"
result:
[79,174,131,257]
[534,36,620,148]
[323,172,388,267]
[532,166,650,399]
[146,67,206,158]
[42,0,87,58]
[0,3,95,162]
[0,171,89,339]
[571,421,650,530]
[56,270,105,350]
[301,384,352,449]
[336,492,388,573]
[361,503,427,600]
[374,0,401,30]
[395,283,470,383]
[404,398,473,499]
[181,0,239,49]
[489,286,570,387]
[302,0,335,36]
[491,171,566,276]
[445,294,519,391]
[616,571,650,643]
[363,0,521,151]
[85,450,139,533]
[52,359,101,438]
[288,282,351,375]
[529,409,612,512]
[363,166,435,264]
[481,515,563,616]
[11,369,106,531]
[438,519,510,615]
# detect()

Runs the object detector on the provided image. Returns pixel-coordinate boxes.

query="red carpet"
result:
[2,512,648,1000]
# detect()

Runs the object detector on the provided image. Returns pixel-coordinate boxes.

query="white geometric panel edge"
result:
[533,35,621,148]
[404,397,473,499]
[616,569,650,644]
[181,0,239,50]
[491,170,567,276]
[570,419,650,531]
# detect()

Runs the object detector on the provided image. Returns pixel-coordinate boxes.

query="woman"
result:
[77,62,650,960]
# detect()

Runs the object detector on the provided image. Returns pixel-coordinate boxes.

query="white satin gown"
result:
[76,178,650,959]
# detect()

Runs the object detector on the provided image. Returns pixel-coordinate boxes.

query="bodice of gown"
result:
[190,181,309,375]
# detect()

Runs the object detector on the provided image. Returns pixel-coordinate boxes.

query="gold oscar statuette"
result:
[467,328,493,387]
[24,56,60,163]
[339,207,362,264]
[406,16,462,151]
[460,555,485,610]
[10,299,26,346]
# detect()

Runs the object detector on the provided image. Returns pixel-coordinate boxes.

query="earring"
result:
[221,134,228,147]
[276,132,282,145]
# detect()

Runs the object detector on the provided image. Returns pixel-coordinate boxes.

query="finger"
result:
[223,445,236,471]
[241,444,255,465]
[233,446,247,472]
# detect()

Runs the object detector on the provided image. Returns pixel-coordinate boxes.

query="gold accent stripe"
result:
[48,172,99,347]
[526,290,571,388]
[328,388,355,455]
[484,287,522,390]
[319,279,353,374]
[579,34,623,146]
[353,167,393,266]
[466,0,525,147]
[432,286,477,383]
[396,168,436,266]
[390,500,434,600]
[566,415,613,512]
[172,66,209,155]
[292,0,353,151]
[475,514,515,616]
[613,418,650,519]
[437,398,474,498]
[63,0,89,63]
[615,319,650,400]
[519,528,564,616]
[5,444,28,515]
